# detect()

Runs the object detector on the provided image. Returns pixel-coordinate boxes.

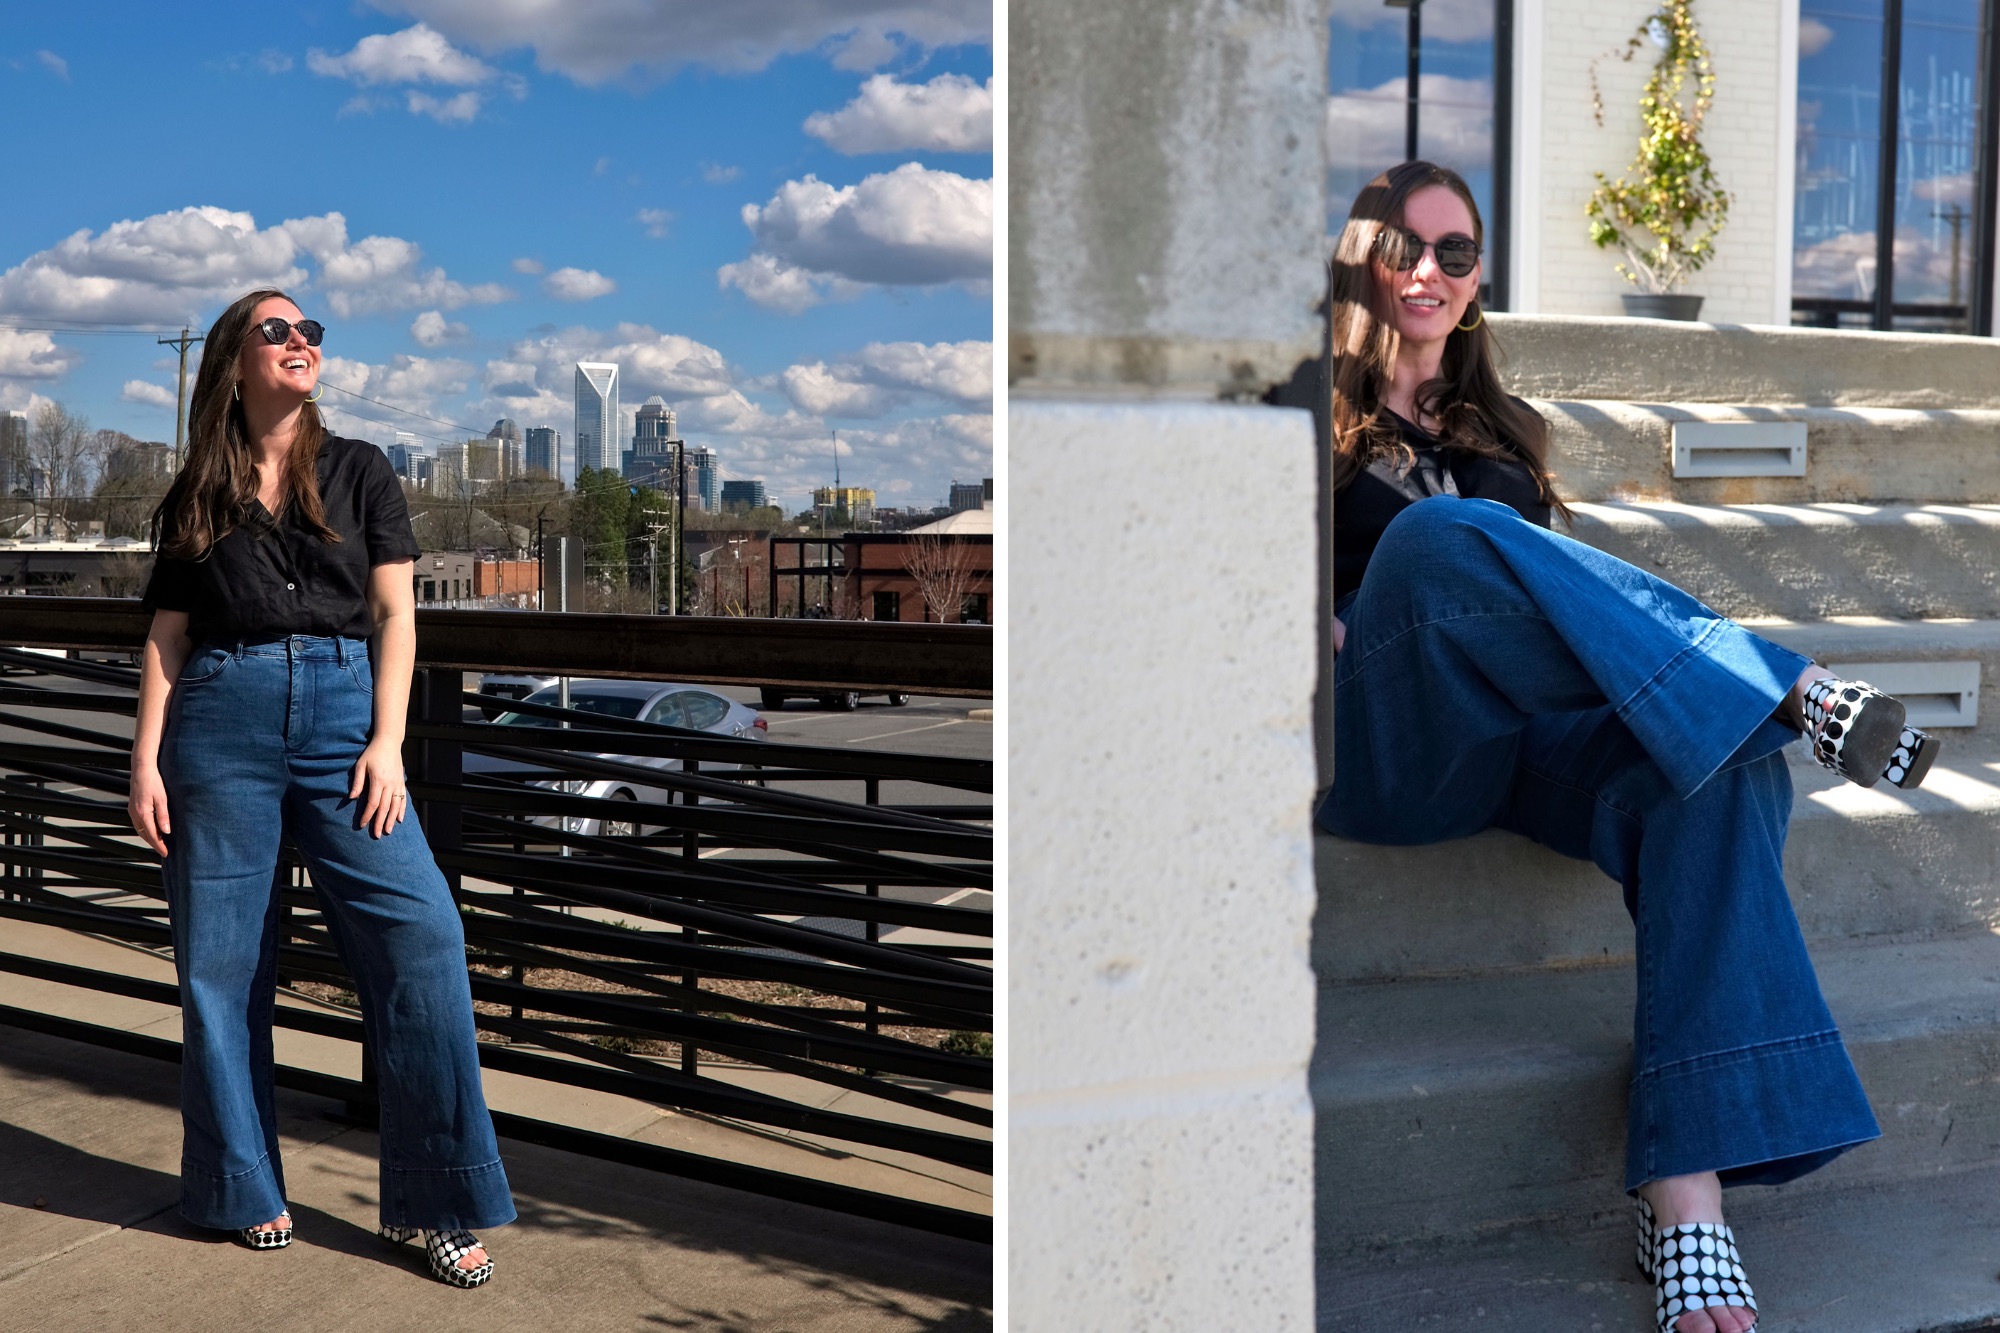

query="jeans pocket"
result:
[346,654,376,697]
[177,646,233,688]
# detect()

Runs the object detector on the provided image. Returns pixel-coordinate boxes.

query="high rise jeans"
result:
[159,635,515,1231]
[1317,496,1881,1190]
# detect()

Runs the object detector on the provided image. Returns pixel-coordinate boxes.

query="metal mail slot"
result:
[1671,421,1808,478]
[1822,659,1981,729]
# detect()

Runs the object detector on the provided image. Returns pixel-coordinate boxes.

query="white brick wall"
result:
[1525,0,1787,324]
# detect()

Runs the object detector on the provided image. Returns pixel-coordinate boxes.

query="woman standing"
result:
[129,287,513,1287]
[1319,162,1935,1333]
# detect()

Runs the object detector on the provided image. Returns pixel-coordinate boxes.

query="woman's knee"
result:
[1369,496,1514,586]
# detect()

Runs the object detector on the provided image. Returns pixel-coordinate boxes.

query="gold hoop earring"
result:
[1456,303,1484,332]
[306,385,324,404]
[232,381,241,401]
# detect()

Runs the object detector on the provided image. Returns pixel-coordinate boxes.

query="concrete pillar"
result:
[1011,0,1327,1327]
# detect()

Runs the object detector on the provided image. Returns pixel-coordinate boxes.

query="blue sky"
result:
[0,1,992,513]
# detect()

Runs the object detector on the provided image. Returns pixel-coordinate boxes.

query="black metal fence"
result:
[0,599,992,1242]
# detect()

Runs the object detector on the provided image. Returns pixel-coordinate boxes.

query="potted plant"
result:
[1585,1,1732,320]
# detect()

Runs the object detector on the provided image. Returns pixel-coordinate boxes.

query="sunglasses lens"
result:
[257,318,286,344]
[1389,229,1423,270]
[1436,244,1479,277]
[297,320,325,346]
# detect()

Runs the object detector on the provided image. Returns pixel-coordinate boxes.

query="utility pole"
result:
[670,435,684,615]
[157,327,203,468]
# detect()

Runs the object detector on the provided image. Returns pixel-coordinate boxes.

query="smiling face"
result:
[235,296,321,407]
[1374,184,1482,353]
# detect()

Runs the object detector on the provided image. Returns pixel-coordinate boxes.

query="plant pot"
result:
[1621,292,1705,321]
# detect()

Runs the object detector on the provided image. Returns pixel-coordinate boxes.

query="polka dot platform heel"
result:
[380,1225,494,1288]
[1882,722,1941,790]
[1803,678,1908,789]
[236,1208,291,1250]
[1634,1196,1758,1332]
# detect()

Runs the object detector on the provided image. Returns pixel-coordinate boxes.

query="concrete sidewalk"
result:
[0,1026,991,1332]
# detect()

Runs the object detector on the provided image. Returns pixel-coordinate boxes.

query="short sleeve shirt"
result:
[141,436,421,644]
[1334,408,1553,602]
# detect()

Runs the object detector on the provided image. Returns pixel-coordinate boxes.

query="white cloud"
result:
[366,0,989,83]
[308,23,495,86]
[720,164,991,311]
[0,206,510,325]
[258,49,295,74]
[1330,0,1491,40]
[805,74,993,154]
[121,380,177,409]
[0,329,81,380]
[408,90,482,123]
[780,339,992,416]
[543,267,617,301]
[315,353,475,440]
[1328,75,1494,176]
[636,208,672,239]
[36,50,68,81]
[1799,17,1836,58]
[410,310,470,347]
[510,256,545,275]
[701,162,742,185]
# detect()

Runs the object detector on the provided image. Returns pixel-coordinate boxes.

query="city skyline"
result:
[0,4,993,516]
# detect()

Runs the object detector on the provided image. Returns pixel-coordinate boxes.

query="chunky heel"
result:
[380,1225,493,1288]
[1804,678,1906,788]
[1884,724,1940,790]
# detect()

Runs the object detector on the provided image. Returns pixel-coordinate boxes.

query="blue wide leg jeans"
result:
[1318,496,1881,1190]
[159,635,515,1232]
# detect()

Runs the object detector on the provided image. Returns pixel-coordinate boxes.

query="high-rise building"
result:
[814,486,876,526]
[385,433,425,481]
[624,395,677,488]
[433,440,469,496]
[574,362,620,480]
[524,426,559,478]
[0,411,29,499]
[685,446,717,511]
[721,479,767,511]
[949,480,986,513]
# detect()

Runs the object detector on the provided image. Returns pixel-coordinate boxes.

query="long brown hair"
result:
[152,287,340,560]
[1328,161,1568,521]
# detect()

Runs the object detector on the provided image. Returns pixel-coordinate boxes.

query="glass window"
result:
[644,693,688,728]
[873,590,901,621]
[677,692,729,730]
[1795,0,1989,331]
[496,688,647,727]
[961,593,989,624]
[1329,0,1509,305]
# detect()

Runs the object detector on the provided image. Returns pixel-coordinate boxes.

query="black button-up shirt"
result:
[142,436,421,645]
[1334,408,1553,602]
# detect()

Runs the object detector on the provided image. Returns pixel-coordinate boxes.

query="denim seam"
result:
[1632,1027,1845,1081]
[181,1151,274,1184]
[1612,616,1726,719]
[383,1159,507,1179]
[1345,607,1551,675]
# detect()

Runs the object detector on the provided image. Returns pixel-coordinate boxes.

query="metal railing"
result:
[0,599,992,1241]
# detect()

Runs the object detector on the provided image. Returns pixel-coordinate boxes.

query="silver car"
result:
[466,679,766,836]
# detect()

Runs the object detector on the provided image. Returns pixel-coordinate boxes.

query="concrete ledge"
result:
[1492,314,2000,410]
[1567,501,2000,619]
[1540,400,2000,504]
[1317,737,2000,982]
[1314,930,2000,1258]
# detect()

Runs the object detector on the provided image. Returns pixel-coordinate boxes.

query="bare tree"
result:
[29,401,93,537]
[904,532,979,624]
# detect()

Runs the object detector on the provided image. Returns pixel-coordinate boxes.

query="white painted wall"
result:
[1010,400,1321,1331]
[1524,0,1789,323]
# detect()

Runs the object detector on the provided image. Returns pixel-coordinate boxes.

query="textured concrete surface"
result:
[1318,1161,2000,1332]
[0,1027,990,1333]
[1011,401,1319,1330]
[1320,738,2000,981]
[1315,930,2000,1258]
[1009,0,1326,391]
[1567,502,2000,620]
[1492,314,2000,411]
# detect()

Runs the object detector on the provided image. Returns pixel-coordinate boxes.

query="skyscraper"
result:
[625,395,678,488]
[685,445,718,511]
[574,362,620,480]
[484,418,524,480]
[721,479,767,511]
[524,426,559,479]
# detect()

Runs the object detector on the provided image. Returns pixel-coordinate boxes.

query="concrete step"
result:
[1748,617,1996,736]
[1565,501,2000,620]
[1317,1158,2000,1332]
[1538,399,2000,505]
[1490,312,2000,412]
[1313,930,2000,1262]
[1319,736,2000,983]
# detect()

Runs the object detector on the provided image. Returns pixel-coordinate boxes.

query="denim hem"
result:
[378,1157,516,1231]
[1624,1028,1881,1192]
[179,1152,288,1231]
[1618,618,1811,801]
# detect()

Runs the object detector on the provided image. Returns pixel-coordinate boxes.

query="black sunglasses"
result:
[1377,227,1481,279]
[253,316,325,347]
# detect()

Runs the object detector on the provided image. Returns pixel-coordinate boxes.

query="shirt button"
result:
[287,583,296,590]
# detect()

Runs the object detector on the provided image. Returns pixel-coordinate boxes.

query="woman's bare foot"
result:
[1785,664,1835,733]
[1636,1173,1757,1333]
[248,1213,288,1233]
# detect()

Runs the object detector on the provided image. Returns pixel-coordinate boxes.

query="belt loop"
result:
[336,637,349,665]
[232,638,244,658]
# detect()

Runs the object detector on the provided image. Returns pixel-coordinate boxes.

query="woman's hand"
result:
[349,737,409,838]
[1333,614,1346,656]
[128,763,172,858]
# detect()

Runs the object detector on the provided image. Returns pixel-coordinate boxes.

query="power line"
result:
[317,383,492,439]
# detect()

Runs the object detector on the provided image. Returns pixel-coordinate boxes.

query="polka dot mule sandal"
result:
[236,1208,292,1250]
[380,1225,494,1288]
[1803,677,1940,790]
[1635,1196,1757,1332]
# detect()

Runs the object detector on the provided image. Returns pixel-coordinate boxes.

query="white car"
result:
[465,679,766,836]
